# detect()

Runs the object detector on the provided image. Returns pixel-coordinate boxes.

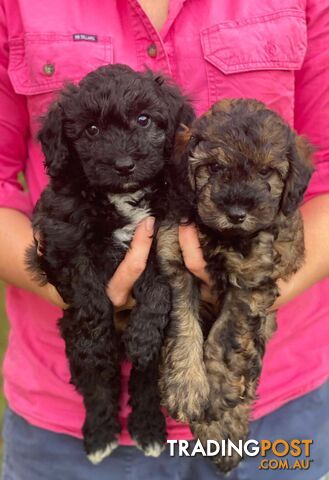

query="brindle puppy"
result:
[158,99,313,472]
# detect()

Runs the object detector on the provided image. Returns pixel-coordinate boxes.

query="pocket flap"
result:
[201,10,307,74]
[8,33,113,95]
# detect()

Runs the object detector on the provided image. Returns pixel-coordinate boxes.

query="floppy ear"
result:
[152,74,196,151]
[38,103,69,178]
[165,124,197,221]
[281,135,314,216]
[174,125,197,190]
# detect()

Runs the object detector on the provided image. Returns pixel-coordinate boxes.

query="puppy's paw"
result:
[253,231,276,270]
[135,440,165,457]
[83,415,121,465]
[212,452,242,474]
[191,413,248,473]
[161,364,210,423]
[128,402,167,457]
[226,232,276,289]
[87,441,118,464]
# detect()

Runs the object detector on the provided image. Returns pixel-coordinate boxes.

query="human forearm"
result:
[272,194,329,309]
[0,207,155,311]
[0,207,66,307]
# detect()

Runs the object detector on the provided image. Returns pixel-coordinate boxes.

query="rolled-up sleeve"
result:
[294,0,329,201]
[0,1,32,216]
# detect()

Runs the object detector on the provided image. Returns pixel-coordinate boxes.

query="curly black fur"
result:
[26,64,194,462]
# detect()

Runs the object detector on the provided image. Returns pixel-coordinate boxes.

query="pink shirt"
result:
[1,0,329,443]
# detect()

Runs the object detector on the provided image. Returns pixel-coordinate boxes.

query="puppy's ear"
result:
[171,125,191,180]
[38,102,69,178]
[173,125,200,192]
[166,124,196,220]
[174,124,193,160]
[281,135,314,216]
[152,73,195,143]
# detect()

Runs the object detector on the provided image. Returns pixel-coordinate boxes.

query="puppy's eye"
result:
[208,163,222,174]
[259,167,273,179]
[86,125,99,137]
[136,114,151,128]
[189,135,200,146]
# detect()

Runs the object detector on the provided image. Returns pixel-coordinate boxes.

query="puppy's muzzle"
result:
[224,205,247,224]
[115,156,136,176]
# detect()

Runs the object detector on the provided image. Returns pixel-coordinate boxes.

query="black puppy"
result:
[26,64,194,463]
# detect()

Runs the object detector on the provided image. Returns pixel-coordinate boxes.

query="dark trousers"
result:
[2,381,329,480]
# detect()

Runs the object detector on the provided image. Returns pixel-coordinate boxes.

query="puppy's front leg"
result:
[123,248,171,369]
[157,224,209,423]
[204,286,277,420]
[128,362,167,456]
[202,231,278,421]
[194,293,276,473]
[203,293,252,416]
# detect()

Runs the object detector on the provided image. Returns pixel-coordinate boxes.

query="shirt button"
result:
[43,63,55,76]
[147,44,157,58]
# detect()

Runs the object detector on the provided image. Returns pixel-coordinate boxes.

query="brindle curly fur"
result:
[159,99,313,472]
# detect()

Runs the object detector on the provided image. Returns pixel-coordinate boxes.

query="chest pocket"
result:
[8,33,113,95]
[200,10,307,123]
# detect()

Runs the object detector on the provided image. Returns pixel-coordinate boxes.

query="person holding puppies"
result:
[0,0,329,479]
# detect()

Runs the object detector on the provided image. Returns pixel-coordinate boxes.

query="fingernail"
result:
[145,216,155,233]
[180,217,189,225]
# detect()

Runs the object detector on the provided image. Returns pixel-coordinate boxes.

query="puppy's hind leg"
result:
[60,280,121,464]
[123,249,172,370]
[157,224,209,423]
[128,362,167,457]
[82,367,121,465]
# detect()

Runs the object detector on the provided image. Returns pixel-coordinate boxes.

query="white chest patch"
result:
[109,190,151,249]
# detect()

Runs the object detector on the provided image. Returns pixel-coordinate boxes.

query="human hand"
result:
[39,217,155,311]
[42,282,69,309]
[178,223,218,306]
[107,216,155,310]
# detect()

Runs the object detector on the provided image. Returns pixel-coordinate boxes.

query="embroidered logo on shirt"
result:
[73,33,98,42]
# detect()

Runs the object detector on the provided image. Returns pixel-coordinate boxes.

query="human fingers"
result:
[107,217,155,307]
[178,223,212,286]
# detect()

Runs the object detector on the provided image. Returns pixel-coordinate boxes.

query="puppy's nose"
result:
[115,157,135,176]
[226,206,247,224]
